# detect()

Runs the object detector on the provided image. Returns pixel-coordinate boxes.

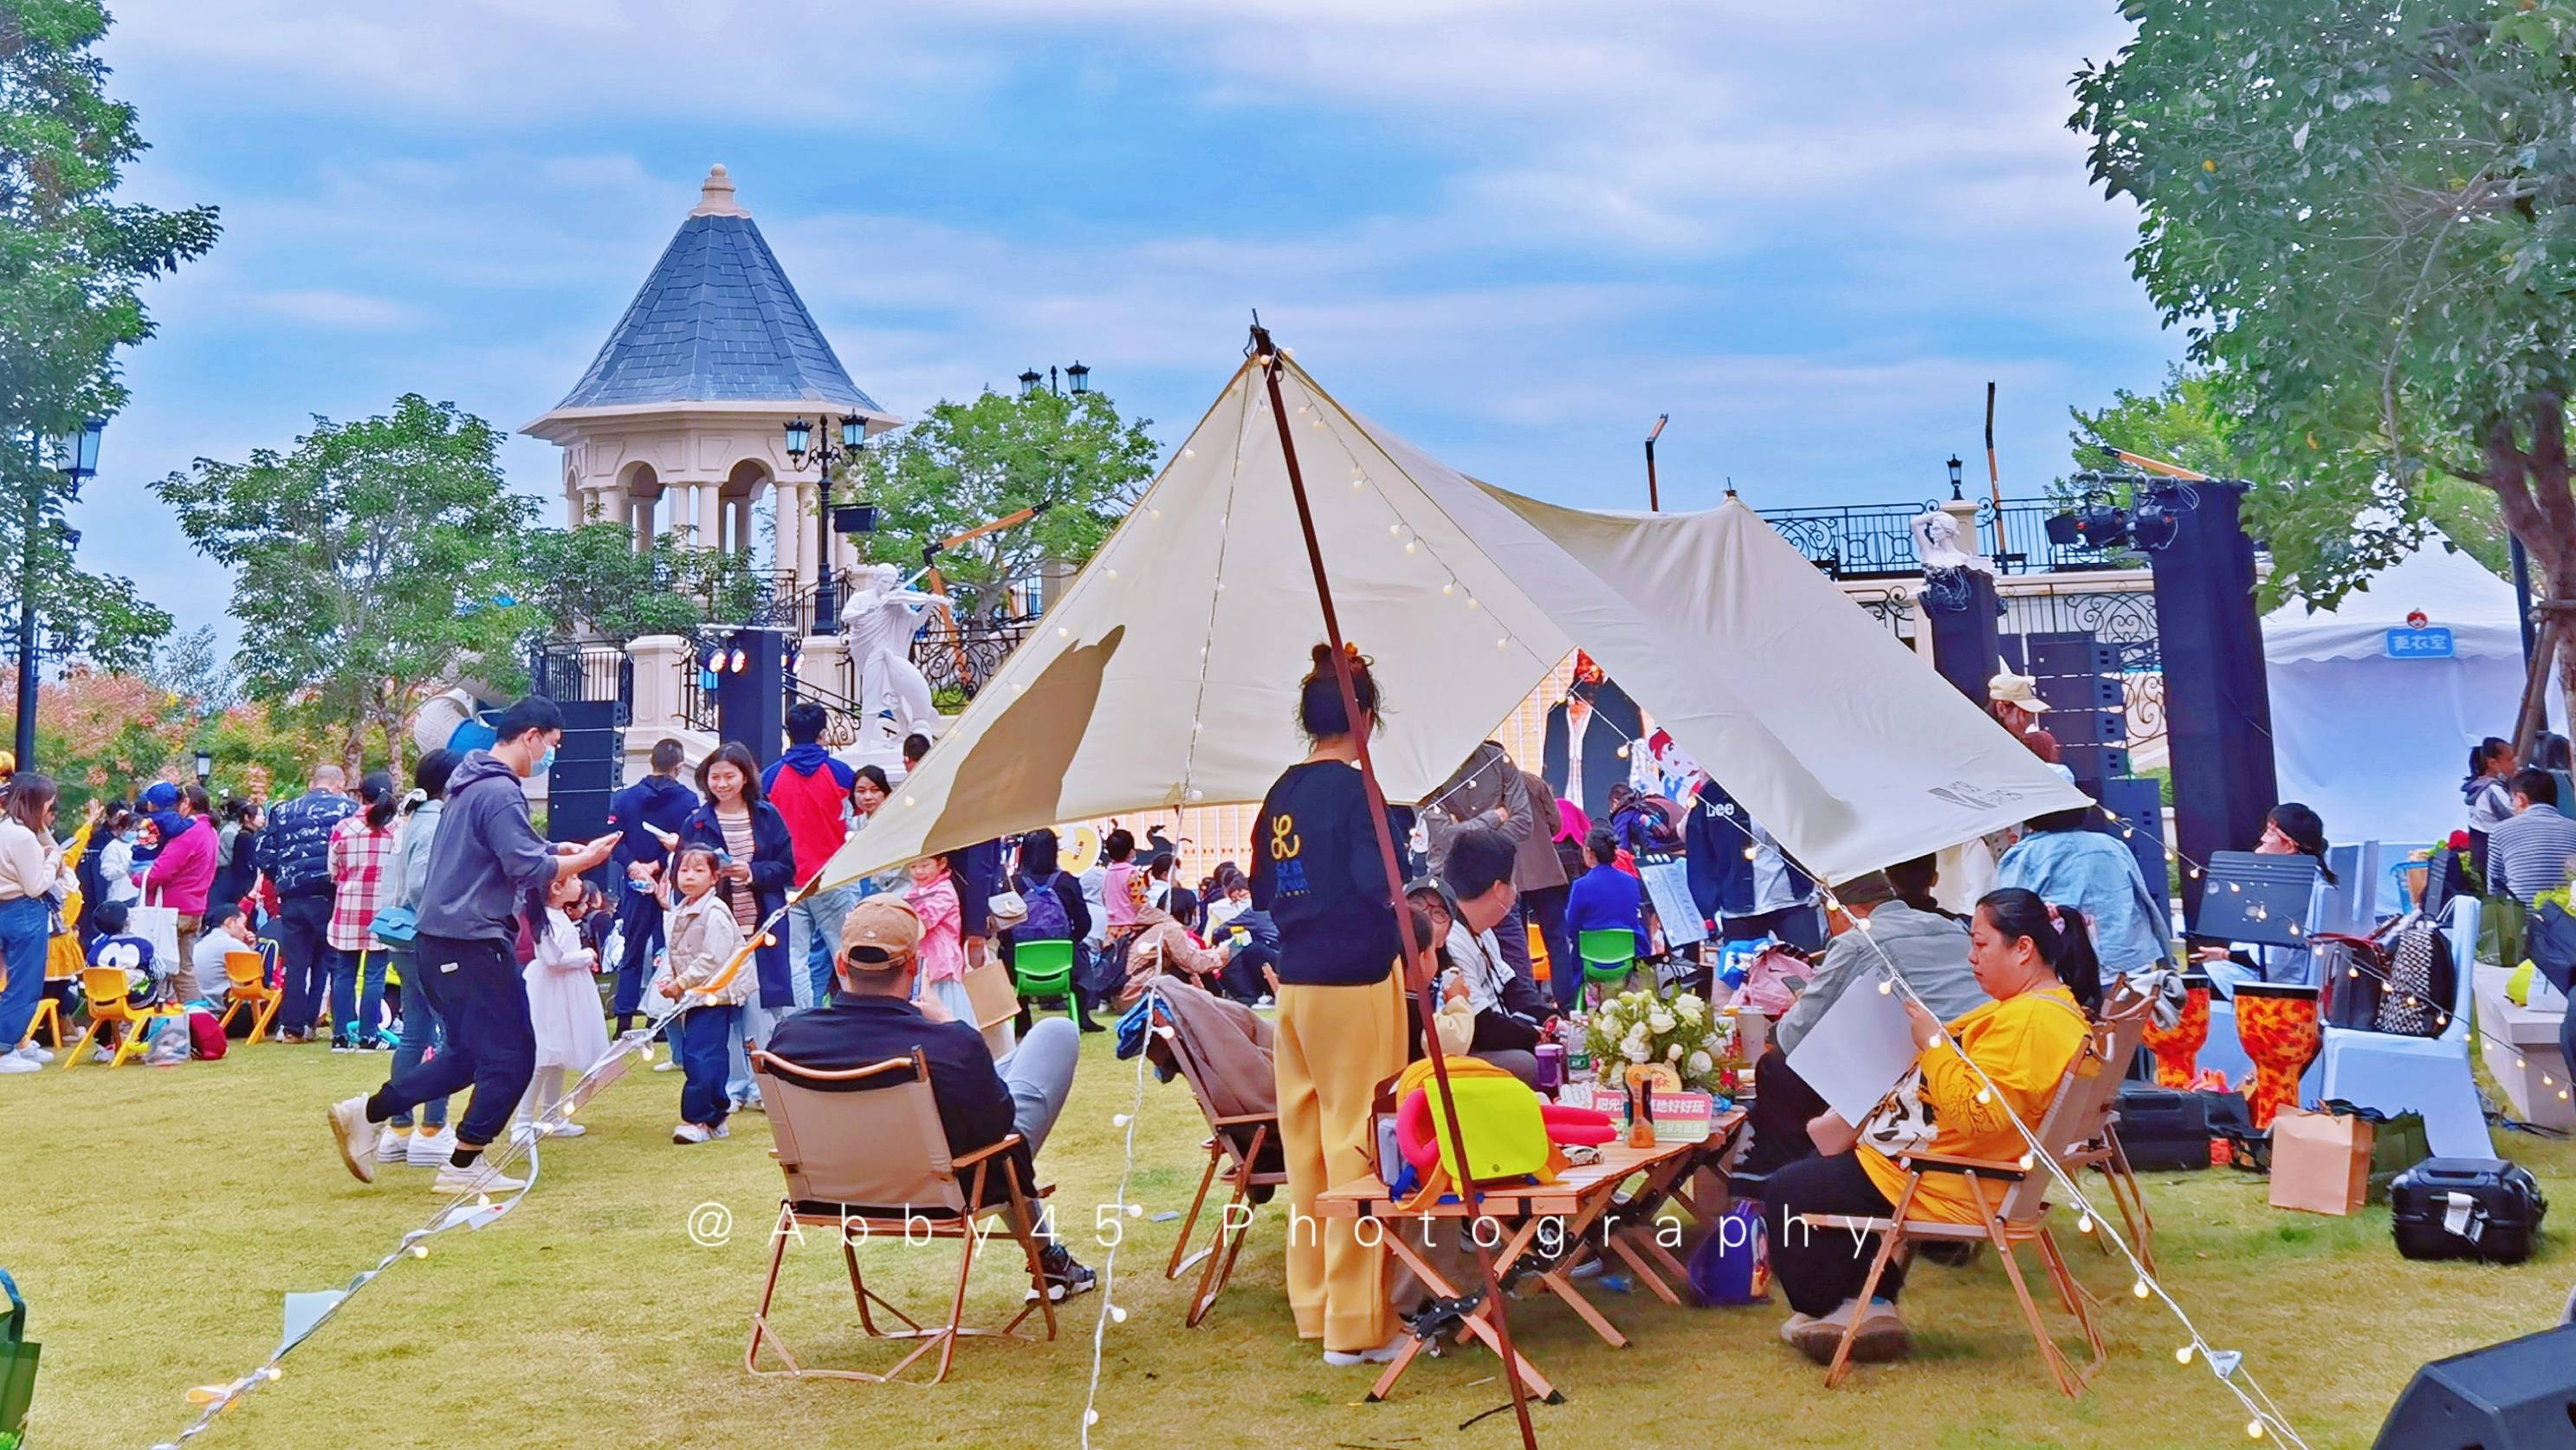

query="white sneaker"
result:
[1323,1335,1408,1367]
[0,1050,40,1075]
[672,1122,712,1144]
[407,1130,457,1168]
[92,1046,115,1064]
[327,1096,379,1183]
[653,1059,677,1072]
[376,1126,407,1165]
[548,1122,587,1138]
[21,1044,53,1064]
[431,1157,525,1194]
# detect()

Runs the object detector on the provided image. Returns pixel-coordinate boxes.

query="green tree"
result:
[2070,1,2576,651]
[0,0,215,670]
[517,520,764,644]
[146,622,233,715]
[853,386,1159,619]
[2067,366,2243,482]
[153,395,533,774]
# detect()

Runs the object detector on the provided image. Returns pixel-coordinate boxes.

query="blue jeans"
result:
[674,1002,739,1129]
[611,885,663,1018]
[789,884,858,1008]
[386,947,450,1130]
[330,947,387,1044]
[0,896,49,1048]
[724,980,775,1105]
[275,894,333,1038]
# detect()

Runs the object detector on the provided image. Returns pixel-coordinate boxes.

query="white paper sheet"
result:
[1638,858,1708,948]
[1783,977,1920,1123]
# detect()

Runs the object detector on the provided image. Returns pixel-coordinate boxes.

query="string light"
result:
[2133,1278,2152,1299]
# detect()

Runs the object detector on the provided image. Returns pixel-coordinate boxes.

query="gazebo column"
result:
[774,482,803,584]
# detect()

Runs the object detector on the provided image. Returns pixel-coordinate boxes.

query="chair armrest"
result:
[1895,1149,2029,1179]
[1207,1110,1277,1128]
[950,1133,1027,1169]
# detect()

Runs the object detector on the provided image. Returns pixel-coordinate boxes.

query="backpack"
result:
[1391,1055,1563,1209]
[186,1009,228,1061]
[1019,872,1071,941]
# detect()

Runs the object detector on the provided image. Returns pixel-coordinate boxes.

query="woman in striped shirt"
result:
[678,741,795,1110]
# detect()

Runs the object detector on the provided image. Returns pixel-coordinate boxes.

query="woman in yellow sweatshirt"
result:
[1764,886,2097,1366]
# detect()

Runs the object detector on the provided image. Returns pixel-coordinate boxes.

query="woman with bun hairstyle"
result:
[1763,886,2097,1368]
[1254,643,1414,1368]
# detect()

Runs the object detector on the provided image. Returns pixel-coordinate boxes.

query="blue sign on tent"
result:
[2385,626,2455,659]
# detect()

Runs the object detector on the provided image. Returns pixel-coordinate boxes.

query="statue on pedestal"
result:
[840,563,948,741]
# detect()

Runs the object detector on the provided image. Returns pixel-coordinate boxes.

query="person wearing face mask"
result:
[327,696,620,1194]
[95,806,143,910]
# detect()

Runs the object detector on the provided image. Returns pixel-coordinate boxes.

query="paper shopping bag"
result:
[2268,1107,2372,1216]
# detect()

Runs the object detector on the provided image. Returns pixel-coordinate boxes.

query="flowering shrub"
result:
[1583,987,1726,1091]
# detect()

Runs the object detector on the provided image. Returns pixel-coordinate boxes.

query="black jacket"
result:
[258,790,356,899]
[763,994,1031,1203]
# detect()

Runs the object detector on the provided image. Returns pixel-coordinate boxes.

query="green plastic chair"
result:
[1577,928,1637,1006]
[1013,939,1080,1020]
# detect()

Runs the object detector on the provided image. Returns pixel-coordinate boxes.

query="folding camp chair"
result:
[61,967,187,1070]
[215,950,282,1044]
[1011,939,1080,1023]
[747,1048,1056,1385]
[1800,1020,2111,1397]
[1577,928,1636,1007]
[2055,994,2157,1277]
[1151,999,1286,1327]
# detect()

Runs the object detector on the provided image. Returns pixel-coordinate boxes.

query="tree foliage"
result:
[0,0,215,669]
[853,386,1160,619]
[516,520,764,645]
[152,395,533,774]
[2071,0,2576,627]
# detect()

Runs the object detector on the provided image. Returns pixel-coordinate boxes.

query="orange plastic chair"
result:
[216,950,282,1044]
[1527,920,1552,985]
[62,965,187,1070]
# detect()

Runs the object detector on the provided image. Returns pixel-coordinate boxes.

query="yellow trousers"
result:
[1274,973,1407,1353]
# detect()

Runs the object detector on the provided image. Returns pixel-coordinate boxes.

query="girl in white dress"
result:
[521,872,612,1137]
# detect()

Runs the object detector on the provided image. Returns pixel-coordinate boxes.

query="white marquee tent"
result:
[2264,532,2545,847]
[819,353,2086,891]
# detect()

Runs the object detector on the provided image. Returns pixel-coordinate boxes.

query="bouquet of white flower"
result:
[1582,987,1725,1092]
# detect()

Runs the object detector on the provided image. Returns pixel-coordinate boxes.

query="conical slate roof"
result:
[548,165,884,416]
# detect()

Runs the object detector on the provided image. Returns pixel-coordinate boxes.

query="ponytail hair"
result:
[2470,736,2511,779]
[1976,886,2103,1015]
[2267,802,2335,884]
[1298,642,1382,740]
[359,770,399,831]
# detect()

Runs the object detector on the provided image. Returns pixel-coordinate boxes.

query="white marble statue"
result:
[1912,508,1994,575]
[840,563,948,741]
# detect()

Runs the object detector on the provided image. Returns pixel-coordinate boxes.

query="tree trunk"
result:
[2482,394,2576,744]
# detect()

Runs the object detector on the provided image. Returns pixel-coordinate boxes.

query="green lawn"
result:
[6,1032,2570,1450]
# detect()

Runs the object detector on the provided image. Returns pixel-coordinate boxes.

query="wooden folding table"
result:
[1315,1109,1744,1403]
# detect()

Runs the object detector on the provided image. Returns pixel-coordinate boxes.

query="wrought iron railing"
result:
[529,644,631,725]
[1758,497,2131,579]
[909,614,1036,702]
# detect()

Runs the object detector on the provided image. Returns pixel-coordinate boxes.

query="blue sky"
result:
[96,1,2172,650]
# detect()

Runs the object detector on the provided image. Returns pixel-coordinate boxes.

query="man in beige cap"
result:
[1985,664,2061,764]
[763,897,1094,1300]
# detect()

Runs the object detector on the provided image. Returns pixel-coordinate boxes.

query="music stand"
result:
[2191,851,2317,948]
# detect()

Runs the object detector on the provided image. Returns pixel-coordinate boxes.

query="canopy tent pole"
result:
[1250,321,1541,1448]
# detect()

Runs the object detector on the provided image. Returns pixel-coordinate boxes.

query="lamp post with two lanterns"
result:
[1017,362,1090,398]
[783,413,869,634]
[15,419,103,770]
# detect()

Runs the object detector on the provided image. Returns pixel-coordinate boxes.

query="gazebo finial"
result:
[689,163,748,218]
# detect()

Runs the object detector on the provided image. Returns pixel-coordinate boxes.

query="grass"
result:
[8,1030,2573,1450]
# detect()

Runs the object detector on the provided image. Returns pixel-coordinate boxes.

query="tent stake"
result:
[1249,320,1543,1450]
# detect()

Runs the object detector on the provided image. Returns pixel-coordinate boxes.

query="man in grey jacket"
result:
[328,696,618,1194]
[1423,741,1537,981]
[1741,859,1984,1176]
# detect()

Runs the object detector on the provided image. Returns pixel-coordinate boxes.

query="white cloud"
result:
[247,288,424,329]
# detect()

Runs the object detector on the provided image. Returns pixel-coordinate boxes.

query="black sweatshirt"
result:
[1252,760,1408,987]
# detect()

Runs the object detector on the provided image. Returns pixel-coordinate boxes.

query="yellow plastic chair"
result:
[62,966,187,1069]
[216,950,282,1044]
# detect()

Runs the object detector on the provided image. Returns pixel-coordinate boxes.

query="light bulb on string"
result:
[2175,1343,2195,1365]
[2133,1278,2152,1299]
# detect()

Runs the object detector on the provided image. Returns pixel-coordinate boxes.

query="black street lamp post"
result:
[1946,454,1965,502]
[1019,362,1091,398]
[784,412,867,633]
[17,419,101,770]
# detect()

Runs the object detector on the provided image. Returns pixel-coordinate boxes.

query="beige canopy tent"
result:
[818,353,2087,891]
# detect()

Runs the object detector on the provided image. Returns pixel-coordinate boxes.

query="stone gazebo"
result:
[521,163,899,594]
[521,165,901,778]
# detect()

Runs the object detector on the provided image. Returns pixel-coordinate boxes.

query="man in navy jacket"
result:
[606,738,699,1034]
